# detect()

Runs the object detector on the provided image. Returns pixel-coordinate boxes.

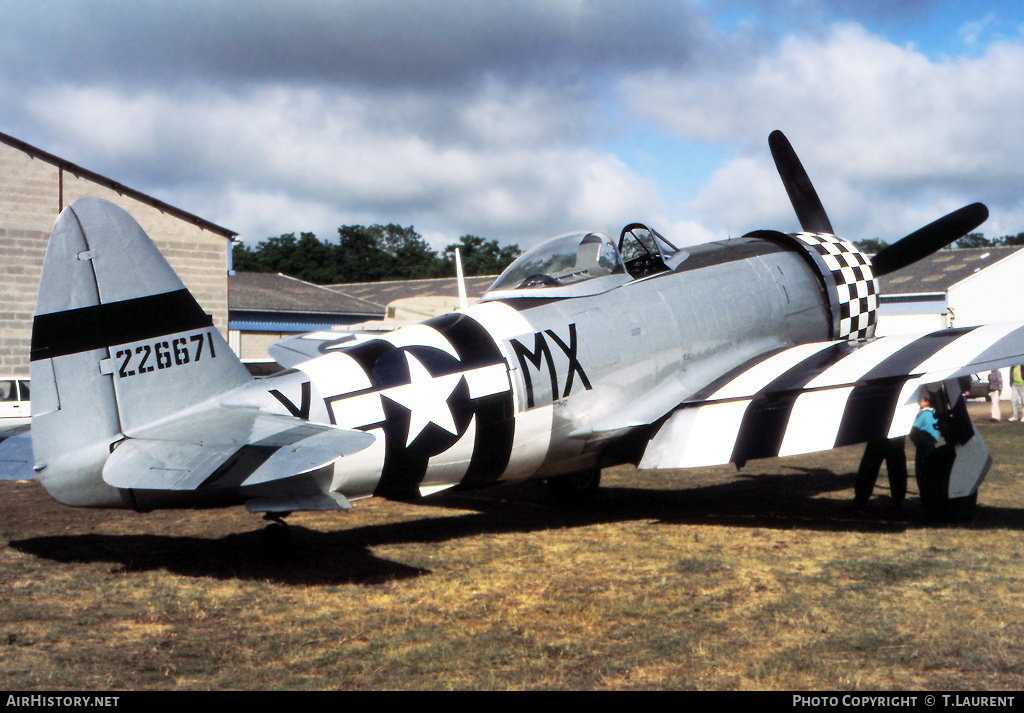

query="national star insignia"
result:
[382,351,465,447]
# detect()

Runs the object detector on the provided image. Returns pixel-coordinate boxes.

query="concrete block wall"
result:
[0,140,233,374]
[236,330,288,363]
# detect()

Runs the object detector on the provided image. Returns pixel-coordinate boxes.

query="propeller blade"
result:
[870,203,989,276]
[769,130,834,235]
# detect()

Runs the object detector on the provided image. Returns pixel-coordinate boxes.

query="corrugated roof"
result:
[876,246,1023,295]
[328,247,1024,304]
[229,272,384,316]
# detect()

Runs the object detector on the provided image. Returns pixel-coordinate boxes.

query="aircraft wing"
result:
[268,324,403,368]
[639,322,1024,470]
[0,425,34,480]
[102,408,376,491]
[268,331,357,368]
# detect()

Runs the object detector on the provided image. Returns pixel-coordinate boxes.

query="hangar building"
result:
[877,245,1024,399]
[876,246,1024,335]
[327,275,495,321]
[0,131,237,376]
[228,271,384,371]
[224,273,497,370]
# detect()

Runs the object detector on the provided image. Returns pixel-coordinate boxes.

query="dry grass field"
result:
[4,402,1024,690]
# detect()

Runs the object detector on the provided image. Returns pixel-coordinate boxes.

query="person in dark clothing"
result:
[989,368,1003,421]
[853,436,908,509]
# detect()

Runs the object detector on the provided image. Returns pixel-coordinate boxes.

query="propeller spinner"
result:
[769,130,989,276]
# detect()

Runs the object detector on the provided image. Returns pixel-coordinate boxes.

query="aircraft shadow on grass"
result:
[12,467,1024,586]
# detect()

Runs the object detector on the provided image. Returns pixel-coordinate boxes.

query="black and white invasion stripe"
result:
[640,322,1024,469]
[323,309,517,500]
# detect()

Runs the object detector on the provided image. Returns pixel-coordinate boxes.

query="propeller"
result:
[769,129,834,235]
[870,202,989,276]
[769,130,989,276]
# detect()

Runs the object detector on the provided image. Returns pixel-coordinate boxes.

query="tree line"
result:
[232,224,522,284]
[235,224,1024,285]
[854,232,1024,254]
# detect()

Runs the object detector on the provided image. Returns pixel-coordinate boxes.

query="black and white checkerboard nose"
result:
[793,232,879,341]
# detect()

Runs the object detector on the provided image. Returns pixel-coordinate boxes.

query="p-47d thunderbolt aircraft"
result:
[14,132,1024,526]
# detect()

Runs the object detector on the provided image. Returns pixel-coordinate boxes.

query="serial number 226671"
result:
[114,331,217,378]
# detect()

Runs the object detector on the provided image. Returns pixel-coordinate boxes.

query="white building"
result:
[876,246,1024,397]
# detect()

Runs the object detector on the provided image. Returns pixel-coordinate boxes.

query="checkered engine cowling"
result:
[790,232,878,341]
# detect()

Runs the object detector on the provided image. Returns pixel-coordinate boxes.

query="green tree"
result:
[335,225,390,283]
[231,240,260,272]
[953,232,995,249]
[853,238,888,254]
[443,235,521,276]
[377,224,448,280]
[335,223,448,282]
[232,232,336,283]
[233,224,517,283]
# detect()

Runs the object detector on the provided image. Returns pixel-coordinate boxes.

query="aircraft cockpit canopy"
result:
[489,232,626,291]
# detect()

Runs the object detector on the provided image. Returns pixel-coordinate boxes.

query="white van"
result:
[0,378,30,426]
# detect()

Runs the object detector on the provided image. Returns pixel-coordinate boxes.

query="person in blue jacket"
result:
[910,395,940,474]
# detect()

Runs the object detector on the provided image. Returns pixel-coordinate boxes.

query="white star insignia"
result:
[382,351,464,447]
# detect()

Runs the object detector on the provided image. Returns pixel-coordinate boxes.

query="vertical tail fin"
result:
[31,198,251,503]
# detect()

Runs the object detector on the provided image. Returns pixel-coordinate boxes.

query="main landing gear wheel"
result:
[259,512,292,556]
[546,468,601,505]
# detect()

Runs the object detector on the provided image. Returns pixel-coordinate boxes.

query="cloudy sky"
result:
[3,0,1024,251]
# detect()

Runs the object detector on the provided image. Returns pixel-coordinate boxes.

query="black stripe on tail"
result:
[31,289,212,361]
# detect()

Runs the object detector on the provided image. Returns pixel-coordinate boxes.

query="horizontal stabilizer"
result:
[641,322,1024,470]
[102,410,375,491]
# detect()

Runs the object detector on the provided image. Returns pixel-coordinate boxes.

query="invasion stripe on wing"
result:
[881,323,1024,440]
[706,342,833,401]
[833,328,982,447]
[731,328,979,463]
[644,325,1020,469]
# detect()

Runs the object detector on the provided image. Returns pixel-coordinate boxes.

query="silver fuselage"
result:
[142,237,825,509]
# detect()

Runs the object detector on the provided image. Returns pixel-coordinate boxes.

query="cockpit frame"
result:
[618,223,685,279]
[483,223,687,299]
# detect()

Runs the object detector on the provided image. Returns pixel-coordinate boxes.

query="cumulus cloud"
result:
[624,22,1024,241]
[4,1,1024,252]
[0,0,712,246]
[0,0,707,89]
[24,79,661,244]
